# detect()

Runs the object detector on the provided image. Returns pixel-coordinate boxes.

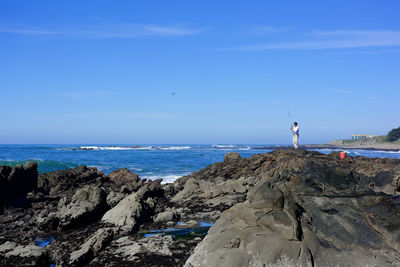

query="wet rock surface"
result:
[0,149,400,266]
[0,162,38,210]
[185,150,400,267]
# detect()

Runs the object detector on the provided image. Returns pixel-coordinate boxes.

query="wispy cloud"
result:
[312,30,400,37]
[141,25,207,36]
[323,49,400,55]
[61,91,119,99]
[250,25,294,35]
[0,24,209,38]
[220,30,400,51]
[26,111,184,120]
[334,89,359,95]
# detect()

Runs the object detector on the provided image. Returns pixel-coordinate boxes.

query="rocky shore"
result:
[305,137,400,151]
[1,149,400,266]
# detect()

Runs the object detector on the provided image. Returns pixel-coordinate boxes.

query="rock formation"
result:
[185,150,400,266]
[1,149,400,266]
[0,162,38,211]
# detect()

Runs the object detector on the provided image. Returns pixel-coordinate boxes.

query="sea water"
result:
[0,144,399,183]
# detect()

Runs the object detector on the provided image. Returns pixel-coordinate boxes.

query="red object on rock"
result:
[340,152,346,159]
[108,168,140,184]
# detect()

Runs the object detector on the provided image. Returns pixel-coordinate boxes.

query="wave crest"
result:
[0,159,78,174]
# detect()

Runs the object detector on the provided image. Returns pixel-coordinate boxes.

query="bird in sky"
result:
[171,92,176,96]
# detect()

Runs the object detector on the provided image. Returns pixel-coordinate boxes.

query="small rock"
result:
[154,210,179,224]
[69,228,114,266]
[108,168,140,184]
[224,152,241,161]
[106,191,125,208]
[0,242,50,266]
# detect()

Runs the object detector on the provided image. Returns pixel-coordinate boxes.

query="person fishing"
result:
[290,122,299,149]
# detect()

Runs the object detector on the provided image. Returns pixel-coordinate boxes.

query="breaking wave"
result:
[0,159,78,174]
[374,150,400,154]
[59,146,192,151]
[212,145,251,150]
[79,146,153,151]
[157,146,191,150]
[142,174,188,184]
[212,145,236,148]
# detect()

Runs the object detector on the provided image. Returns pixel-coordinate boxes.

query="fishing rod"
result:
[286,105,293,127]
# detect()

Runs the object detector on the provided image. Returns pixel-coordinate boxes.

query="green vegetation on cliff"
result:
[386,126,400,142]
[342,135,386,144]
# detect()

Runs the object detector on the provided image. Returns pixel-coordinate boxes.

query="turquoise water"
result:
[0,144,399,183]
[141,222,214,239]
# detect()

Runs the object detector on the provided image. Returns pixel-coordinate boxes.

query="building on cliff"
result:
[351,134,376,140]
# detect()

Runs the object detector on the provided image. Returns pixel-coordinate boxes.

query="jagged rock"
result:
[171,178,200,203]
[176,220,199,228]
[88,234,200,266]
[186,194,400,266]
[116,235,174,258]
[106,191,126,208]
[58,185,107,228]
[102,184,163,233]
[108,168,140,184]
[0,162,38,208]
[224,152,241,161]
[147,178,163,185]
[0,241,17,253]
[0,241,50,267]
[247,181,284,211]
[189,211,221,222]
[184,150,400,266]
[154,210,180,224]
[2,149,400,267]
[38,165,106,196]
[69,228,113,266]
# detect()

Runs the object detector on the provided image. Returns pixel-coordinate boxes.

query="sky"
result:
[1,0,399,144]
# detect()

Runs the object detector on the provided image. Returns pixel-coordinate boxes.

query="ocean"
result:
[1,144,399,183]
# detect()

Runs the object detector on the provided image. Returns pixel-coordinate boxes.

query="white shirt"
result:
[292,126,299,136]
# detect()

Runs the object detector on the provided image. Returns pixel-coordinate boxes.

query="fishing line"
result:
[286,105,292,127]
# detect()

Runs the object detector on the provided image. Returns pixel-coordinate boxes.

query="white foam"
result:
[374,150,400,154]
[132,146,155,150]
[142,174,187,184]
[157,146,191,150]
[239,147,251,150]
[212,145,236,148]
[79,146,153,151]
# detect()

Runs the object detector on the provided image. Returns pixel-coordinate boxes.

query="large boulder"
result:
[224,152,241,161]
[247,181,284,211]
[0,162,38,208]
[38,165,107,196]
[186,193,400,266]
[108,168,140,184]
[153,210,180,224]
[88,234,201,266]
[0,241,50,267]
[102,184,163,233]
[184,150,400,266]
[57,185,107,228]
[69,228,114,266]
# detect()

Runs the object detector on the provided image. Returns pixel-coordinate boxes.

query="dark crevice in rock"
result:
[294,203,305,241]
[320,208,338,215]
[308,248,315,267]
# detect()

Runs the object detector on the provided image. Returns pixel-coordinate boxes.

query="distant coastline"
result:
[309,135,400,151]
[254,136,400,151]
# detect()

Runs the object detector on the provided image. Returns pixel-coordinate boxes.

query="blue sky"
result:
[1,0,399,144]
